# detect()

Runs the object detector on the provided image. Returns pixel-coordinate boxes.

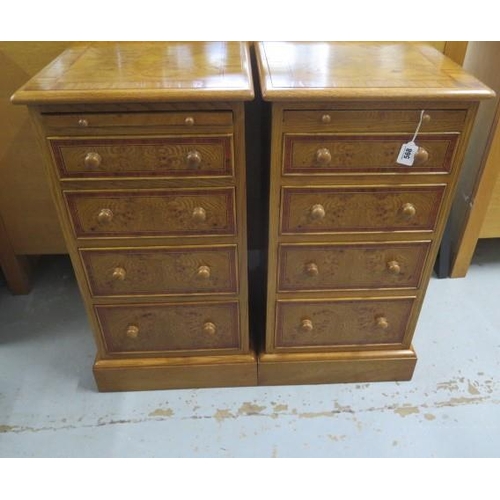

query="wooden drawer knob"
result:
[84,152,102,168]
[185,116,195,126]
[413,147,429,165]
[401,203,416,219]
[78,118,89,127]
[316,148,332,165]
[321,113,331,124]
[192,206,206,222]
[305,262,319,277]
[197,265,211,279]
[386,260,401,275]
[310,204,326,220]
[97,208,113,223]
[375,316,389,330]
[186,150,202,168]
[203,321,216,335]
[300,318,314,333]
[422,113,431,124]
[112,267,126,280]
[126,325,139,339]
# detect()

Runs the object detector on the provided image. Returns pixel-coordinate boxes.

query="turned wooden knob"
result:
[97,208,113,223]
[401,203,416,219]
[316,147,332,165]
[78,118,89,127]
[197,265,211,279]
[112,267,126,280]
[203,321,216,335]
[413,147,429,165]
[422,113,431,124]
[310,204,326,220]
[305,262,319,277]
[376,316,389,330]
[300,318,314,333]
[185,116,195,126]
[126,325,139,339]
[321,113,331,124]
[192,206,206,222]
[84,152,102,168]
[186,150,202,168]
[386,260,401,275]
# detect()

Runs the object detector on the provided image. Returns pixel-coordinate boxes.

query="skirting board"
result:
[92,348,417,391]
[258,348,417,386]
[93,352,258,392]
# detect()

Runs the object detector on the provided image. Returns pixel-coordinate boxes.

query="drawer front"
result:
[275,297,415,349]
[278,241,430,292]
[283,134,458,175]
[281,186,444,234]
[282,109,466,133]
[50,136,233,178]
[81,245,238,297]
[41,111,233,130]
[65,188,236,238]
[96,301,240,355]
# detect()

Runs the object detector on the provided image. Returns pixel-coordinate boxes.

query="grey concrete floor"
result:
[1,240,500,457]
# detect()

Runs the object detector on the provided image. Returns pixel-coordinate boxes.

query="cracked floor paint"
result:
[148,408,175,418]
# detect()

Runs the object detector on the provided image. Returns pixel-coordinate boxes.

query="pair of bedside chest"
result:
[12,41,493,391]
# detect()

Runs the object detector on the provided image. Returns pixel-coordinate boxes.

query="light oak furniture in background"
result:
[435,41,468,66]
[12,42,256,391]
[255,42,493,386]
[0,42,69,292]
[444,42,500,277]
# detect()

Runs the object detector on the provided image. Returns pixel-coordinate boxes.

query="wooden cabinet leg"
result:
[0,214,32,294]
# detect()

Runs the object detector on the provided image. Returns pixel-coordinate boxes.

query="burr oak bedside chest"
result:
[255,42,493,385]
[12,42,256,391]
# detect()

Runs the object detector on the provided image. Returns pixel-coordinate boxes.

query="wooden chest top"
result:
[256,42,494,101]
[11,42,254,104]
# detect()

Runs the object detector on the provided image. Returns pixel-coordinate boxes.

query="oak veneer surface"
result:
[282,109,467,133]
[256,41,492,386]
[81,245,238,297]
[12,42,255,391]
[278,241,430,291]
[275,297,415,349]
[12,42,254,104]
[42,111,234,130]
[64,188,236,238]
[280,185,445,234]
[50,135,234,178]
[96,301,241,355]
[257,42,492,101]
[284,134,458,174]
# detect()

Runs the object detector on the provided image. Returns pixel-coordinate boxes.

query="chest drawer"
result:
[96,301,240,355]
[50,136,233,178]
[283,134,458,175]
[81,245,238,297]
[41,111,233,131]
[282,109,467,133]
[65,188,236,238]
[275,297,415,350]
[278,241,430,292]
[281,185,444,234]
